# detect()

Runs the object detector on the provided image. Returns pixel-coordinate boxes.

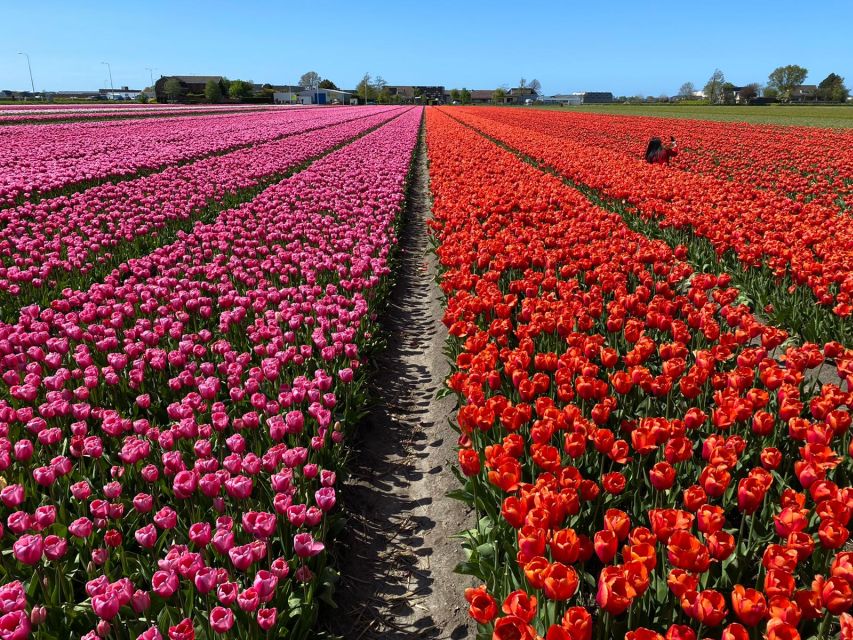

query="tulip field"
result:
[430,106,853,640]
[0,101,851,640]
[0,105,421,639]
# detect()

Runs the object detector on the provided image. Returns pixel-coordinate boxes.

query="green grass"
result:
[524,103,853,128]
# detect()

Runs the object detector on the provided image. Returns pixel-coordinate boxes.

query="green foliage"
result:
[228,79,253,100]
[162,78,185,102]
[767,64,809,101]
[492,88,506,104]
[299,71,321,90]
[703,69,725,104]
[818,73,850,102]
[355,73,376,103]
[460,88,472,105]
[318,79,338,90]
[204,79,222,103]
[450,88,461,103]
[763,87,779,100]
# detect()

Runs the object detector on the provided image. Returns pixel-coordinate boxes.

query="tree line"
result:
[679,66,849,104]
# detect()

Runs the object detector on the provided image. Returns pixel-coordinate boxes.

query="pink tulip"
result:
[209,606,234,633]
[0,610,31,640]
[216,582,238,606]
[134,524,158,549]
[257,607,277,631]
[0,582,26,614]
[68,517,93,538]
[137,627,163,640]
[92,592,120,620]
[237,587,260,612]
[12,534,43,565]
[293,532,324,558]
[43,534,68,560]
[151,571,179,598]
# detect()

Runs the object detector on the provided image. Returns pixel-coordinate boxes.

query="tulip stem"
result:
[818,610,832,639]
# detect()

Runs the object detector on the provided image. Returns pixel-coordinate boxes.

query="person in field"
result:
[645,136,677,164]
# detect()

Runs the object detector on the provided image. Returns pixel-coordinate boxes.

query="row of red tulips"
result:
[0,106,405,318]
[0,107,376,207]
[0,107,422,638]
[443,108,853,330]
[491,110,852,213]
[426,107,852,640]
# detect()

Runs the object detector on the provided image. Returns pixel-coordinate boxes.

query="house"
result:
[294,88,353,105]
[504,87,539,104]
[468,90,494,104]
[154,75,225,102]
[413,86,446,104]
[790,85,818,102]
[272,86,306,104]
[386,86,417,101]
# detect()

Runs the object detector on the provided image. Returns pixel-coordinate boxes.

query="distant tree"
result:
[658,93,670,102]
[136,93,149,104]
[529,79,542,95]
[299,71,321,90]
[450,88,461,103]
[519,78,527,89]
[163,78,185,102]
[767,65,808,102]
[228,80,253,100]
[763,87,779,101]
[374,75,387,93]
[492,88,507,104]
[356,73,374,103]
[818,73,849,102]
[678,82,695,98]
[738,83,760,104]
[204,79,222,103]
[220,78,232,95]
[460,88,472,105]
[704,69,726,104]
[318,79,338,90]
[721,82,737,105]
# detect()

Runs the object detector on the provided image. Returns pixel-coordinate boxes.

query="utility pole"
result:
[145,67,156,87]
[101,62,114,98]
[17,52,35,96]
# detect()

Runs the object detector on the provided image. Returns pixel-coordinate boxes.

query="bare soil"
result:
[327,122,474,639]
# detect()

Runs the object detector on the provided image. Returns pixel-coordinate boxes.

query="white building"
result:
[100,86,142,100]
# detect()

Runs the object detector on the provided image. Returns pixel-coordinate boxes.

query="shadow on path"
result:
[327,117,474,639]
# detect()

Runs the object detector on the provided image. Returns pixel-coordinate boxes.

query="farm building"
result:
[790,85,818,102]
[542,94,583,105]
[578,91,613,103]
[100,86,142,100]
[276,88,353,105]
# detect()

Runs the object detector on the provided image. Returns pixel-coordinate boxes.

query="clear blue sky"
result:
[2,0,851,96]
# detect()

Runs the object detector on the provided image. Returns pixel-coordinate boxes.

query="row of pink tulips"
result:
[0,106,422,638]
[0,107,386,207]
[0,106,406,316]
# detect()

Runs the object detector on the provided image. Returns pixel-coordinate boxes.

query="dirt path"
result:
[328,121,474,639]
